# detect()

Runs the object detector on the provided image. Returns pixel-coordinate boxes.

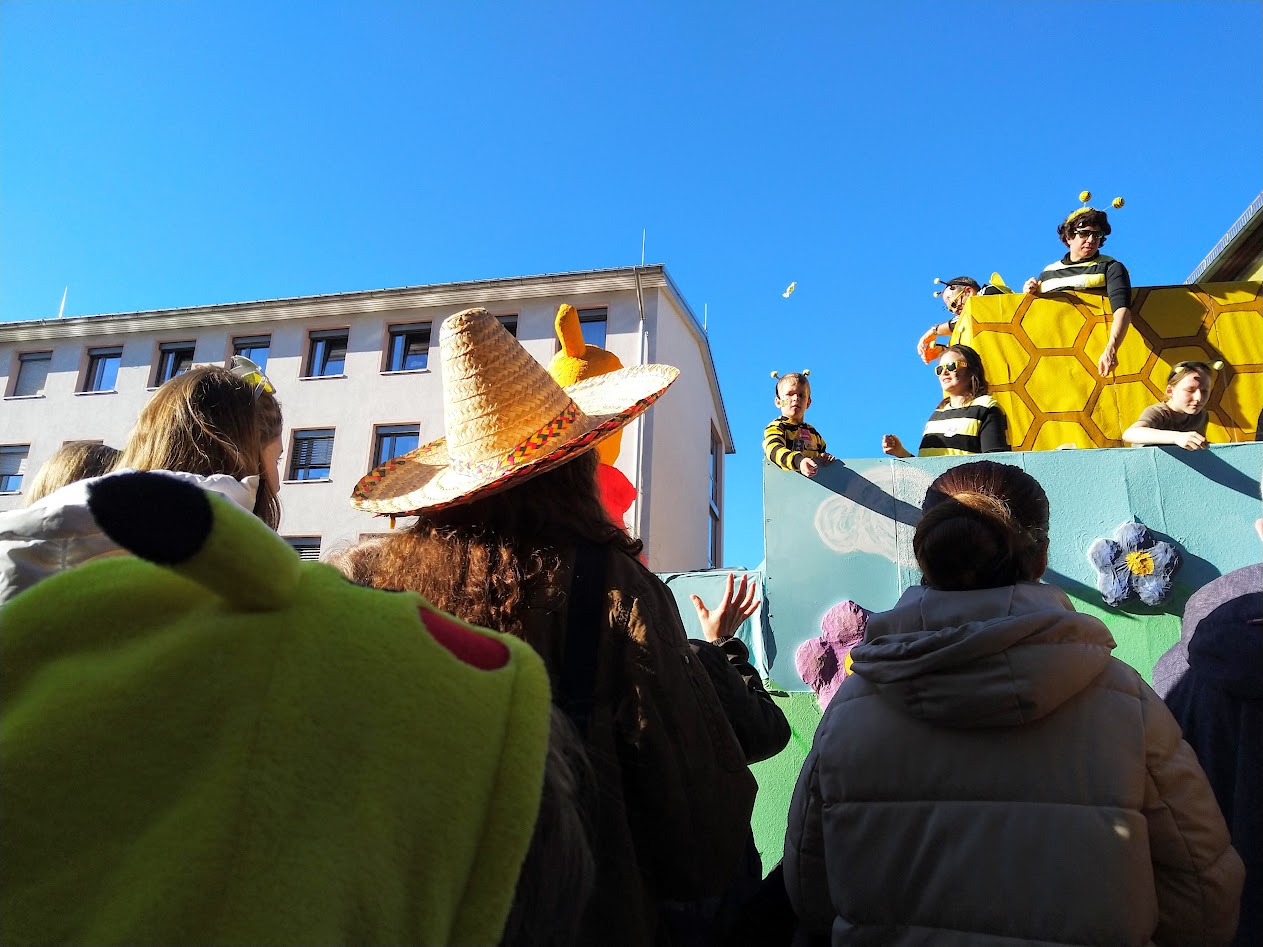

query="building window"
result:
[373,423,421,467]
[154,341,195,386]
[233,334,271,371]
[284,536,322,561]
[385,324,431,372]
[496,315,518,338]
[288,428,335,480]
[708,427,723,569]
[12,351,52,397]
[82,347,123,392]
[0,445,30,492]
[304,330,348,378]
[578,307,608,349]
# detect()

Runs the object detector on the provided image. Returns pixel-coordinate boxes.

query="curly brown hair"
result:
[339,450,642,639]
[1057,208,1112,247]
[914,460,1050,590]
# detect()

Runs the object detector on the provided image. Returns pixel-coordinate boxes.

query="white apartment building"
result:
[0,265,733,572]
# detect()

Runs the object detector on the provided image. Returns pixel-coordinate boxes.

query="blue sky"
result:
[3,0,1260,567]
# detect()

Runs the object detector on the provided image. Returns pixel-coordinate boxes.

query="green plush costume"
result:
[1,472,551,946]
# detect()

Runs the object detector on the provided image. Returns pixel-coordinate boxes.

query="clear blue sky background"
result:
[3,0,1260,567]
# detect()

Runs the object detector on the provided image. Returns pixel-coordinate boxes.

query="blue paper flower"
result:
[1087,522,1181,607]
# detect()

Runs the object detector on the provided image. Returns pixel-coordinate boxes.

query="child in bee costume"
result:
[0,471,552,946]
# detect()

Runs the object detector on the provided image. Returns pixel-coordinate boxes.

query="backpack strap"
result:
[557,542,607,736]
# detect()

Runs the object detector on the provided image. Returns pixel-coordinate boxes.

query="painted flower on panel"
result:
[1087,522,1181,607]
[795,599,871,710]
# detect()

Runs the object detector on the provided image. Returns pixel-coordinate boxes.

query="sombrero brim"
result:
[352,363,679,516]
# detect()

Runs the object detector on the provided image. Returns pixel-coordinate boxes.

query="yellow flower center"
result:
[1126,551,1155,576]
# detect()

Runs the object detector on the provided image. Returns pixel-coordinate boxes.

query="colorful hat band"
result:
[449,401,582,478]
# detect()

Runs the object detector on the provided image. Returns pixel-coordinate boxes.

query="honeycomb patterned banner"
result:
[953,282,1262,450]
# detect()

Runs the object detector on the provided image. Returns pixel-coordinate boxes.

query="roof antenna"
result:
[641,228,646,266]
[57,287,67,319]
[704,303,708,331]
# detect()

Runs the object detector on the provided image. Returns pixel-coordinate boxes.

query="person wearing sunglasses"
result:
[1022,201,1133,376]
[917,276,1007,363]
[882,345,1009,458]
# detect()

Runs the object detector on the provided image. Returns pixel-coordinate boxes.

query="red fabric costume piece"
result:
[596,463,637,524]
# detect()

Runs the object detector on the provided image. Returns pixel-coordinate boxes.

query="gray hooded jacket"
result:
[784,582,1243,946]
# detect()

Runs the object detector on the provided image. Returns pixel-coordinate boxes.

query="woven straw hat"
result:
[352,308,679,516]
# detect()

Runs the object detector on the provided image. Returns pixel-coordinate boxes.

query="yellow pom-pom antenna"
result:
[770,371,780,379]
[1112,197,1125,209]
[802,369,811,376]
[1210,359,1225,371]
[1079,190,1092,203]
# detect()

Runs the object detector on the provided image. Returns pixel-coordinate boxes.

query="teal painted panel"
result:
[763,443,1262,689]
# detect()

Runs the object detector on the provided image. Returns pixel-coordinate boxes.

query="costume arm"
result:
[783,746,835,934]
[763,421,803,472]
[614,566,758,898]
[1140,681,1243,945]
[690,637,790,764]
[978,405,1010,453]
[1106,259,1133,314]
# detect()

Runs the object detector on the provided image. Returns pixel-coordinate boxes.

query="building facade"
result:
[0,265,733,572]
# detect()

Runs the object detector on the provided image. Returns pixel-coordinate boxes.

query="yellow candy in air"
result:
[782,281,797,299]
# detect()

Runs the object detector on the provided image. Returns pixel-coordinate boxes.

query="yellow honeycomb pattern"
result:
[952,282,1262,450]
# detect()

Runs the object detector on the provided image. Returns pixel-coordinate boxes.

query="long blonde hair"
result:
[117,367,283,529]
[25,441,121,505]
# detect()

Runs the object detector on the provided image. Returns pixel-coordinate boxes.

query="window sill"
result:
[298,374,347,381]
[380,369,431,376]
[75,389,117,396]
[3,394,45,401]
[281,478,334,485]
[0,490,21,496]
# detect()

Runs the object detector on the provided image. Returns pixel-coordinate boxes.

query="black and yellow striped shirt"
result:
[917,396,1010,457]
[764,417,827,472]
[1037,253,1132,312]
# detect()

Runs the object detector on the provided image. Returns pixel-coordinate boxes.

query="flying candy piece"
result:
[782,281,797,299]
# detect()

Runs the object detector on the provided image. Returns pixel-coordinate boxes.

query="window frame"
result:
[384,323,432,373]
[153,341,196,387]
[496,314,518,338]
[232,334,271,371]
[286,427,336,482]
[10,350,53,398]
[81,346,123,393]
[372,422,422,468]
[0,444,30,493]
[577,306,608,349]
[303,329,349,379]
[707,425,724,569]
[284,536,322,561]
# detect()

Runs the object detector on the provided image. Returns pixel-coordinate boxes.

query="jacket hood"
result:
[851,582,1115,728]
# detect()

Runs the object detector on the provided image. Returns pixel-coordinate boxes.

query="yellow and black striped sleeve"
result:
[1037,254,1132,312]
[764,418,804,472]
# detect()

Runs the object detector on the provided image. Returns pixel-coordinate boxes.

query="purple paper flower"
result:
[1087,522,1181,607]
[795,600,870,710]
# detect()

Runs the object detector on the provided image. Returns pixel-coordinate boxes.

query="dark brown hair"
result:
[117,366,283,529]
[914,460,1050,590]
[341,450,642,639]
[24,441,121,505]
[1057,208,1112,247]
[938,344,990,404]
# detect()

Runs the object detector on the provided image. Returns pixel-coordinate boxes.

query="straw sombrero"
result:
[352,308,679,516]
